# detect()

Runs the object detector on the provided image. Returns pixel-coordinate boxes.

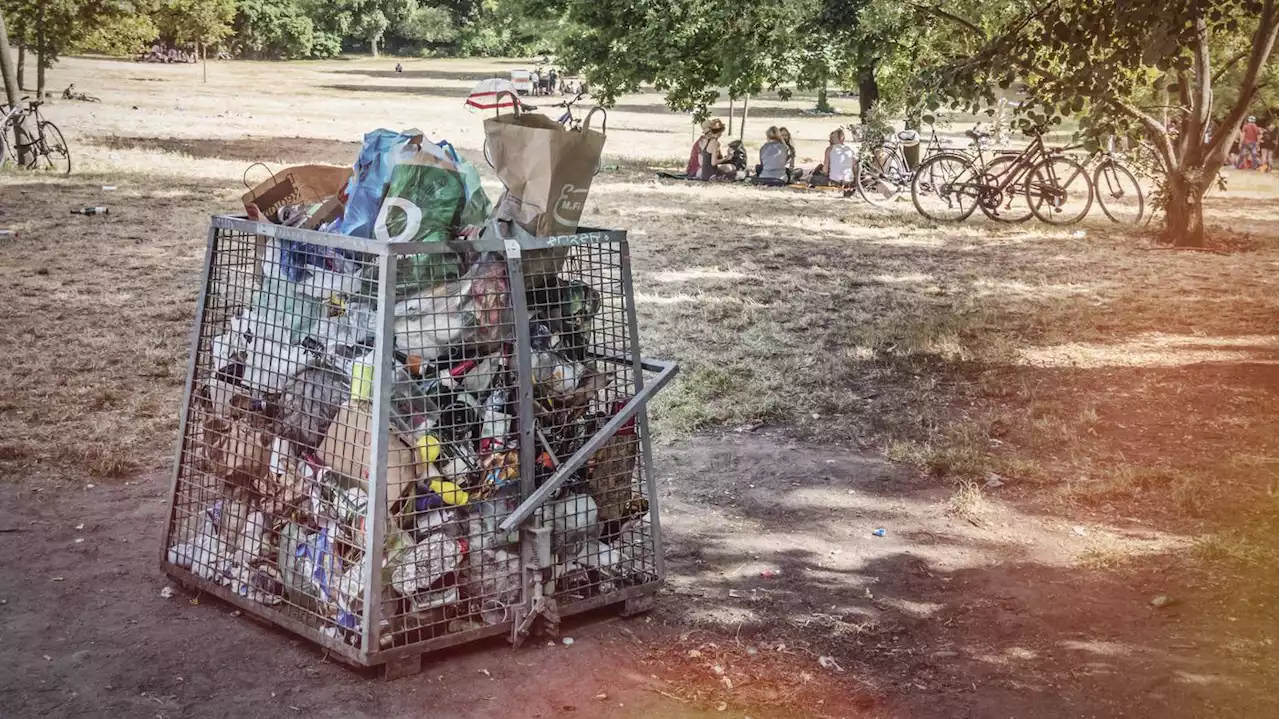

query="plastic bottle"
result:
[71,207,109,216]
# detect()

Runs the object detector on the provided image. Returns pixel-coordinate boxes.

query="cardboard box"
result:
[242,165,352,223]
[319,400,418,514]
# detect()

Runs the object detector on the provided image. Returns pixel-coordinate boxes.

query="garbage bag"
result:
[376,141,493,291]
[336,129,419,239]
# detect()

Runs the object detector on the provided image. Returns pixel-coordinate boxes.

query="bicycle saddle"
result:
[965,128,990,141]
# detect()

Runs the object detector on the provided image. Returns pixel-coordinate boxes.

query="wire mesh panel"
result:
[162,217,674,668]
[520,242,660,611]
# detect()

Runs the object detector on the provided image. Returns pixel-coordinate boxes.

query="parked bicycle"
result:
[852,124,1002,206]
[912,128,1091,224]
[0,98,72,175]
[1063,138,1146,225]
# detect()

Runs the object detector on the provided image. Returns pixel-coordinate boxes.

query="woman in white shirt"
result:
[811,128,855,186]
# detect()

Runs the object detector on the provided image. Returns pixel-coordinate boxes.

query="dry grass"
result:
[1,57,1276,556]
[944,481,990,525]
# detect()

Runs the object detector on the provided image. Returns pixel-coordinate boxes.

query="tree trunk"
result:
[739,94,749,140]
[36,0,45,98]
[201,41,207,83]
[16,45,24,90]
[815,71,831,113]
[727,96,734,136]
[857,62,879,118]
[371,36,379,57]
[0,13,33,165]
[1163,171,1207,247]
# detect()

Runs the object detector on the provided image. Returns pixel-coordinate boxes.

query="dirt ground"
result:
[1,55,1276,718]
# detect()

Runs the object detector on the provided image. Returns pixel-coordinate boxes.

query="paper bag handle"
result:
[581,107,608,134]
[494,91,521,118]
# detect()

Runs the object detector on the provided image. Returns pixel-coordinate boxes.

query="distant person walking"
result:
[1237,115,1261,169]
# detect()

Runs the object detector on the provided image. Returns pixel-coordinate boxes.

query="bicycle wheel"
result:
[911,152,981,221]
[1026,156,1092,224]
[37,121,71,175]
[1093,160,1143,225]
[856,144,909,206]
[976,155,1034,223]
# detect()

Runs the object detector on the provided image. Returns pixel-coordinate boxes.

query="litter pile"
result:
[164,113,663,657]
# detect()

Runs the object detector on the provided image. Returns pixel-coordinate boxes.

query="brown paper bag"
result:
[200,417,270,486]
[482,105,606,237]
[242,165,352,223]
[319,400,418,515]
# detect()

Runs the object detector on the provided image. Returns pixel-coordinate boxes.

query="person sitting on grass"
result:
[685,119,737,181]
[810,128,855,186]
[755,126,791,185]
[778,127,797,181]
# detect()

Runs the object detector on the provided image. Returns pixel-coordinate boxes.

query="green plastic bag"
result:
[374,142,492,293]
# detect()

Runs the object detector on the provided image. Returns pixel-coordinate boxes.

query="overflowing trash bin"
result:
[160,116,676,672]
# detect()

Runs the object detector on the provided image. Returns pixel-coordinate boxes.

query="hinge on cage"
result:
[503,239,522,258]
[512,525,558,647]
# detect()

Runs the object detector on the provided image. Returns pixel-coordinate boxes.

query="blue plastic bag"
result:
[335,129,417,238]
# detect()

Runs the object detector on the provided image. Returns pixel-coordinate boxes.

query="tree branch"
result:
[1211,50,1250,84]
[1206,0,1279,161]
[1109,98,1176,174]
[912,3,986,39]
[1192,17,1212,129]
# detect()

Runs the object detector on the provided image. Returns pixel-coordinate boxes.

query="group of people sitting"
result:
[684,118,856,186]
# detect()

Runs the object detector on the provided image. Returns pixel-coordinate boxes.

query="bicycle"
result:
[0,98,72,175]
[853,124,999,206]
[1061,138,1145,225]
[912,129,1091,224]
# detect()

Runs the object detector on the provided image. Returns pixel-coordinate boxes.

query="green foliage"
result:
[71,13,159,55]
[549,0,814,119]
[2,0,153,64]
[234,0,316,58]
[401,4,457,44]
[155,0,236,46]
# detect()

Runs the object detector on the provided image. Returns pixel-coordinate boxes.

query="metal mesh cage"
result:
[161,216,675,669]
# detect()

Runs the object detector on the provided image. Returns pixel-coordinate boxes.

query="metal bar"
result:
[498,359,679,533]
[162,566,370,667]
[359,251,396,656]
[384,229,627,255]
[555,581,660,619]
[504,239,538,644]
[369,622,512,664]
[211,216,625,255]
[159,224,219,568]
[618,238,666,581]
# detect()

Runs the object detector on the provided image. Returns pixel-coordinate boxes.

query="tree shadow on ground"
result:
[322,83,469,99]
[87,135,363,165]
[328,68,511,82]
[652,430,1278,719]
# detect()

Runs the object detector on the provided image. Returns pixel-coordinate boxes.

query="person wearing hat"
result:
[1237,115,1261,169]
[685,118,736,180]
